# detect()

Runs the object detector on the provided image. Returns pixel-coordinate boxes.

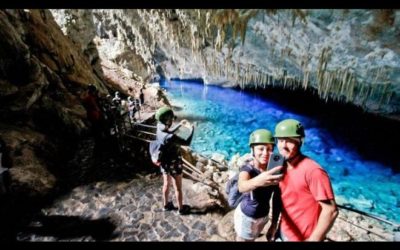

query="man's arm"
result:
[306,199,338,241]
[266,187,282,241]
[271,187,282,224]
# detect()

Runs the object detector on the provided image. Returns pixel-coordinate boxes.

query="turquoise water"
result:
[160,79,400,224]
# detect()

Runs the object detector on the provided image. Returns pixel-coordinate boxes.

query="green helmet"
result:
[249,129,275,146]
[155,106,173,122]
[274,119,305,138]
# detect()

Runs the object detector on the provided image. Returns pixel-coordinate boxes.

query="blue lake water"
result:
[160,79,400,224]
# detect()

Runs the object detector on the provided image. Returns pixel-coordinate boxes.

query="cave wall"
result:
[0,9,111,196]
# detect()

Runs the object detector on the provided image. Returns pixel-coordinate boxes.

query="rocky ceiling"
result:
[51,9,400,117]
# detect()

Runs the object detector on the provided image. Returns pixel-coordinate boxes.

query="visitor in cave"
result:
[82,84,104,143]
[98,94,114,133]
[234,129,283,242]
[127,96,137,123]
[155,106,194,215]
[139,88,145,106]
[274,119,338,241]
[110,91,127,136]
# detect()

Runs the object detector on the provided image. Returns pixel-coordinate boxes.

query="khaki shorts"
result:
[234,204,268,240]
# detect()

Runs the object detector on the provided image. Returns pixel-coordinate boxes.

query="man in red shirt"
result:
[274,119,338,241]
[82,84,102,125]
[82,84,104,148]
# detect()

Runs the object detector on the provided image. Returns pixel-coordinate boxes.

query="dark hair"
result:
[88,84,97,93]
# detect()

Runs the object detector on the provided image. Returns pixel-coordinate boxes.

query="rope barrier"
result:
[135,130,156,136]
[131,122,157,129]
[124,134,152,143]
[337,204,400,229]
[196,152,226,168]
[336,216,390,240]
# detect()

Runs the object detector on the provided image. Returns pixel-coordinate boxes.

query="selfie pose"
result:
[275,119,338,241]
[234,129,283,241]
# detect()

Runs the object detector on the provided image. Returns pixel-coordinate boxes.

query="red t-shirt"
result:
[279,156,335,241]
[82,94,101,122]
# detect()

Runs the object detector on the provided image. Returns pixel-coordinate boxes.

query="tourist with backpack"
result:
[153,106,194,215]
[234,129,283,241]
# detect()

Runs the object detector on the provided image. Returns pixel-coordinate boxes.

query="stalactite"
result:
[255,71,259,85]
[338,71,345,96]
[358,82,368,106]
[346,72,354,101]
[322,72,329,101]
[317,72,322,96]
[320,74,326,100]
[236,62,240,83]
[330,80,337,102]
[370,83,377,103]
[331,77,338,101]
[257,71,261,86]
[386,90,393,106]
[303,70,309,90]
[348,76,356,102]
[332,70,339,95]
[338,71,345,97]
[262,73,266,88]
[361,84,371,108]
[345,71,353,96]
[377,82,388,110]
[283,75,288,88]
[289,78,294,90]
[373,66,383,84]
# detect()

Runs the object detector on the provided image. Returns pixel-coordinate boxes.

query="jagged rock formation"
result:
[51,9,400,116]
[0,9,140,199]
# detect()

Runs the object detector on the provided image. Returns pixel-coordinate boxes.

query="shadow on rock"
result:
[20,215,117,241]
